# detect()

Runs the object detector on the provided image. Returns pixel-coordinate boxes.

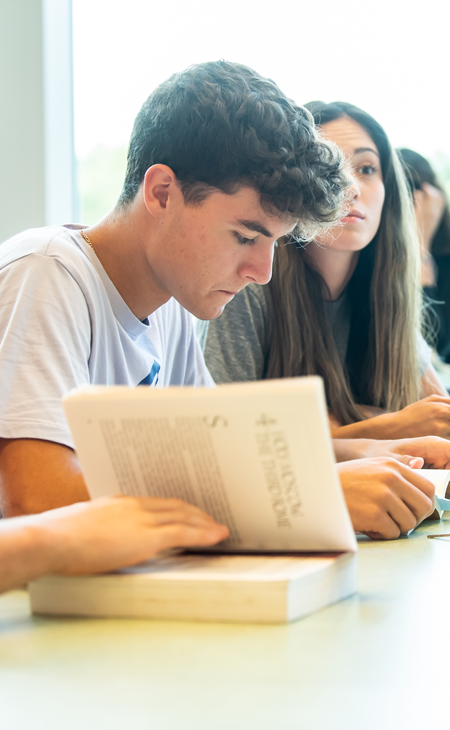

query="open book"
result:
[63,377,357,553]
[29,378,357,623]
[423,469,450,518]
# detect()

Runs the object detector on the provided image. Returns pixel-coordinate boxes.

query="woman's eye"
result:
[234,232,256,245]
[355,164,377,176]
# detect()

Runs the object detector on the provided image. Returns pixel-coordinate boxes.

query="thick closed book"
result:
[29,551,357,623]
[63,377,357,553]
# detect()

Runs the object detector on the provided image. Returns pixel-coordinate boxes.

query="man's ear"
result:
[142,165,179,216]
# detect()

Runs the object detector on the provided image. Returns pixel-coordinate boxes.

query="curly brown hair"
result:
[118,61,351,239]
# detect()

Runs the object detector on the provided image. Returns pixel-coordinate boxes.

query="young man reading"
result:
[0,61,443,544]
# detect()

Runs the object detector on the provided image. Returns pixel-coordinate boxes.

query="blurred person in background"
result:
[398,148,450,363]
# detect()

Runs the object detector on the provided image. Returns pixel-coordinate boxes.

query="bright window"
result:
[73,0,450,223]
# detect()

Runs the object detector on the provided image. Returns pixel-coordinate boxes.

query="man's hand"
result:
[338,458,435,540]
[36,496,229,575]
[0,496,229,593]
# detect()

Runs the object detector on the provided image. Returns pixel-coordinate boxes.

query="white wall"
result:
[0,0,76,242]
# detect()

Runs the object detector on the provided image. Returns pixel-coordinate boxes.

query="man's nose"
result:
[241,242,275,285]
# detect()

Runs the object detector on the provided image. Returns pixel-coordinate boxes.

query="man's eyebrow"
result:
[236,219,273,238]
[353,147,380,158]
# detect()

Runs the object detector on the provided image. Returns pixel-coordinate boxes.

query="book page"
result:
[421,469,450,499]
[118,553,347,581]
[64,379,357,552]
[100,416,240,542]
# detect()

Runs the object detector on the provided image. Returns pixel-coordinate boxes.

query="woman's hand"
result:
[361,435,450,469]
[329,406,387,431]
[337,458,435,539]
[379,396,450,440]
[333,435,450,468]
[332,395,450,441]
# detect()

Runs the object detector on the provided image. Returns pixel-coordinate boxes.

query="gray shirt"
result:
[200,282,430,385]
[198,284,270,384]
[324,290,352,367]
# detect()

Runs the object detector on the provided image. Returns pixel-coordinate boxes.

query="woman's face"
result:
[315,116,385,251]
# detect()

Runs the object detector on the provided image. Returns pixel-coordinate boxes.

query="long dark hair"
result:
[266,101,422,425]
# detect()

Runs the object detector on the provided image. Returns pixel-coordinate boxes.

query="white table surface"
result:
[1,517,450,730]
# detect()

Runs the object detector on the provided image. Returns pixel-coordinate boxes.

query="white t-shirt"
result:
[0,225,213,448]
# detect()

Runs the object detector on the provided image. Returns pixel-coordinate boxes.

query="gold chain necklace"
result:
[80,229,95,251]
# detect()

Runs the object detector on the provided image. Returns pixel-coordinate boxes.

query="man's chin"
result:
[183,291,239,320]
[193,304,226,321]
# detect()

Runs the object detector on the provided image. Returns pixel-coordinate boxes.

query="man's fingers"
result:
[143,508,223,530]
[129,497,220,525]
[115,496,230,543]
[153,522,229,551]
[137,497,210,516]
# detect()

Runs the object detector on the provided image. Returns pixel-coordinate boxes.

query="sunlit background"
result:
[73,0,450,224]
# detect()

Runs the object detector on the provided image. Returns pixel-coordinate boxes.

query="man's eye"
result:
[234,232,256,245]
